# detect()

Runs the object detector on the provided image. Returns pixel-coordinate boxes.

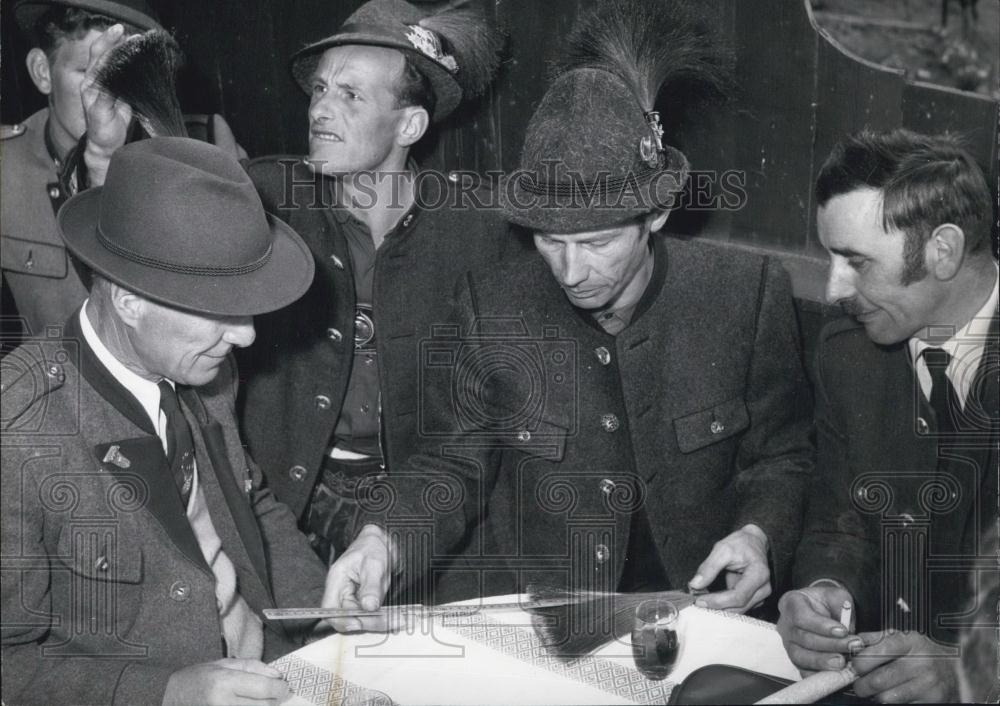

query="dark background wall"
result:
[3,0,997,301]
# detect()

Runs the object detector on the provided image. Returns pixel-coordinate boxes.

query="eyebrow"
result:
[828,246,867,258]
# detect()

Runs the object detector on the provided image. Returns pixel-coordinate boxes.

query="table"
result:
[272,596,800,705]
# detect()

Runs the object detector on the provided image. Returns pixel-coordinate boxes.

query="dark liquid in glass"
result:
[631,623,679,680]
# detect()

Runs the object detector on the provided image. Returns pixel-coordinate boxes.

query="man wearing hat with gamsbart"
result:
[328,0,813,616]
[235,0,511,570]
[0,138,352,705]
[1,0,245,340]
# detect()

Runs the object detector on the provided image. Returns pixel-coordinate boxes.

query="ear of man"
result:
[108,283,147,329]
[648,209,672,234]
[26,47,53,95]
[396,105,429,148]
[926,223,966,281]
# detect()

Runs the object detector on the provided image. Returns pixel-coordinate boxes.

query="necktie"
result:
[921,348,959,435]
[158,381,195,507]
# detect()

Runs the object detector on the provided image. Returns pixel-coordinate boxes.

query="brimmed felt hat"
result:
[289,0,501,123]
[14,0,163,36]
[58,137,315,317]
[501,0,732,234]
[501,68,690,234]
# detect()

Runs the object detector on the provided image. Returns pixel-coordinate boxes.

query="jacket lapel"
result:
[179,387,273,605]
[92,436,210,575]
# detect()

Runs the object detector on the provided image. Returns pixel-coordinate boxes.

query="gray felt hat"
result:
[290,0,502,123]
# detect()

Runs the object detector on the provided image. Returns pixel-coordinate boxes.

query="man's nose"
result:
[825,260,856,306]
[560,245,588,288]
[223,317,256,348]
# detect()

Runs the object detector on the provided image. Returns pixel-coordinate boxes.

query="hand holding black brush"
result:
[92,29,187,139]
[527,586,695,661]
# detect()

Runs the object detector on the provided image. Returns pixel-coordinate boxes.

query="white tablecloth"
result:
[272,596,800,706]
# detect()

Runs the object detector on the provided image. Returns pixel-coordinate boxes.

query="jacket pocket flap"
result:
[505,418,569,461]
[673,397,750,454]
[55,525,143,583]
[1,234,68,278]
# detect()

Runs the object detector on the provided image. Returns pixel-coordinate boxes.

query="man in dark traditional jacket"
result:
[236,0,512,566]
[777,130,998,703]
[325,0,813,622]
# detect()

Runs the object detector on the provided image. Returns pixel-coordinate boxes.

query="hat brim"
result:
[290,34,461,123]
[58,187,315,317]
[14,0,162,35]
[501,147,690,233]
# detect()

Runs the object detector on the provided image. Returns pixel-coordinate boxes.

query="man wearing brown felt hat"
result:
[0,138,363,705]
[1,0,245,341]
[325,0,814,619]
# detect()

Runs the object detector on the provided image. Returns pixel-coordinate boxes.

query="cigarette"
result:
[839,600,852,630]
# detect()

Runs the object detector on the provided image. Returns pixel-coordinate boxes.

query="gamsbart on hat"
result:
[58,137,315,317]
[289,0,502,123]
[501,0,732,234]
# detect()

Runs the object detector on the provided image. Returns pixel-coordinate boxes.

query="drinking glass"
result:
[631,599,680,680]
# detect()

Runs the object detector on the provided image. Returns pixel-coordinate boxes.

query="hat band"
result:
[517,165,661,197]
[96,224,272,276]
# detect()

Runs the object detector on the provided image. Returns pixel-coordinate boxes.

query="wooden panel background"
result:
[2,0,997,279]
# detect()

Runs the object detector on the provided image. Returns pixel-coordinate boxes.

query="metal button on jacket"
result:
[48,186,60,199]
[600,414,620,433]
[315,395,332,410]
[594,544,610,564]
[516,430,532,442]
[595,346,611,366]
[94,556,109,572]
[710,420,726,435]
[599,478,616,495]
[916,417,930,435]
[402,214,414,228]
[289,465,308,481]
[327,328,343,342]
[168,580,191,602]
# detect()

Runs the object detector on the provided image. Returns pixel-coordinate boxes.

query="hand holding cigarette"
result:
[776,585,863,672]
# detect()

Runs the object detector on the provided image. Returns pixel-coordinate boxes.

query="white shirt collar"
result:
[79,300,168,434]
[908,265,999,407]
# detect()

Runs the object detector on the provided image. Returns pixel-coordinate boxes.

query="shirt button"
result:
[289,465,307,481]
[327,328,343,342]
[94,556,109,572]
[48,186,60,199]
[168,580,191,602]
[594,544,610,564]
[599,478,616,495]
[364,356,375,367]
[595,347,611,366]
[330,254,345,270]
[600,414,620,433]
[516,430,532,442]
[315,395,332,410]
[710,420,726,434]
[360,403,370,414]
[402,214,414,228]
[916,417,930,435]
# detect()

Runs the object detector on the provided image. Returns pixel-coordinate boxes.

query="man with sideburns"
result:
[778,129,998,703]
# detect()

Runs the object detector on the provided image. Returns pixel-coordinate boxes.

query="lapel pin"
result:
[102,445,131,469]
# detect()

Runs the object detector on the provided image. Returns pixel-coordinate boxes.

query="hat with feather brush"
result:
[290,0,503,123]
[501,0,733,233]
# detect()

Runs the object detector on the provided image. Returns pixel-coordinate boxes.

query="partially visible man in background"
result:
[1,0,244,338]
[778,129,998,703]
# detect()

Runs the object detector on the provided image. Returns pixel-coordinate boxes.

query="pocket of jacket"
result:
[1,234,68,278]
[54,524,144,584]
[673,397,750,454]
